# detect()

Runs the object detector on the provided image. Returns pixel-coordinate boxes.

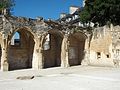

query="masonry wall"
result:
[8,47,28,70]
[89,26,113,67]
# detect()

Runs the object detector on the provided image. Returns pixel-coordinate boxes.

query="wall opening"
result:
[43,34,50,50]
[11,32,20,46]
[8,29,35,70]
[106,54,109,58]
[68,33,86,66]
[43,31,63,68]
[97,52,101,59]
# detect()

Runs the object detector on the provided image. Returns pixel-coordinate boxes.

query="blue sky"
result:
[13,0,83,20]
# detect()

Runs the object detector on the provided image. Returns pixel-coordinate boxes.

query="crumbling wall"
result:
[112,26,120,67]
[89,26,113,66]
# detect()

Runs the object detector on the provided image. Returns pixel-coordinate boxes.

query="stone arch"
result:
[68,32,87,66]
[8,27,36,70]
[9,27,36,43]
[42,30,63,68]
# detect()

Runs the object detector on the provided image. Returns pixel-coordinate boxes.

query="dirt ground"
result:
[0,65,120,90]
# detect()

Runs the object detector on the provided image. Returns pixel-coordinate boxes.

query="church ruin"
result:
[0,6,120,71]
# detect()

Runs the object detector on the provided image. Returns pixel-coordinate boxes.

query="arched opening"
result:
[8,29,35,70]
[11,32,20,46]
[68,32,86,66]
[43,31,63,68]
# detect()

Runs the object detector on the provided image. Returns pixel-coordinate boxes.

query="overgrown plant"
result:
[0,0,15,15]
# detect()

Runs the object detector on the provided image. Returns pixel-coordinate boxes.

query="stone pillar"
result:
[32,37,43,70]
[81,35,90,65]
[1,39,9,71]
[32,48,43,70]
[61,34,70,67]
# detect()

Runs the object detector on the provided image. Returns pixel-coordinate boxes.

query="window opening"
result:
[11,32,20,46]
[106,54,109,58]
[43,34,50,50]
[97,52,101,59]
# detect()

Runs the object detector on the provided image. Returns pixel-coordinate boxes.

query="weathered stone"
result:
[16,76,34,80]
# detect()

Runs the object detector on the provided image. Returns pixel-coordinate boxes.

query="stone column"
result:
[81,35,91,65]
[32,37,43,70]
[61,34,70,67]
[1,39,9,71]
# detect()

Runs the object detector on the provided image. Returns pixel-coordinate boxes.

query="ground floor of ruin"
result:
[0,66,120,90]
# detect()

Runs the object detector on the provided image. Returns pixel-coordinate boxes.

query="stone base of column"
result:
[61,61,70,68]
[32,66,43,70]
[65,62,70,67]
[32,60,43,70]
[38,63,43,69]
[32,64,43,70]
[1,62,9,71]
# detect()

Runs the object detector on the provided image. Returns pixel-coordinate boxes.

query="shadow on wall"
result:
[8,29,35,71]
[68,32,86,66]
[43,31,63,68]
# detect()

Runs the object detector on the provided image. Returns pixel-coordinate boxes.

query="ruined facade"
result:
[0,14,91,71]
[0,6,120,71]
[90,25,120,67]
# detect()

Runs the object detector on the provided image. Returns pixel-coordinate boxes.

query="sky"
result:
[13,0,83,20]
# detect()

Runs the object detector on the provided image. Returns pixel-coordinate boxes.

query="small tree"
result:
[0,0,15,15]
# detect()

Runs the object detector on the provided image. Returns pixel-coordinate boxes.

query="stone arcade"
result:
[0,6,120,71]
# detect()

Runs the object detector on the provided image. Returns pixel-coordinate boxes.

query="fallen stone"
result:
[16,76,34,80]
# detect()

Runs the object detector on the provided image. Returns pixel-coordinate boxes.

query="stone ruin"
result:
[0,6,120,71]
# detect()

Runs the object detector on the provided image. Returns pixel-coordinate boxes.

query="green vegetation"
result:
[80,0,120,26]
[0,0,15,15]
